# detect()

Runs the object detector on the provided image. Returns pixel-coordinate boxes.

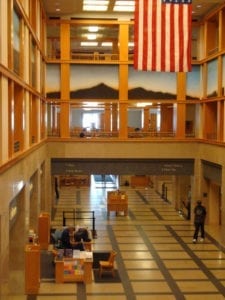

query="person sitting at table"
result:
[74,227,91,242]
[61,226,84,250]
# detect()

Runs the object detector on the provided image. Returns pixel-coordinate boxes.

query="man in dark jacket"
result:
[193,201,207,243]
[61,226,84,250]
[61,227,75,248]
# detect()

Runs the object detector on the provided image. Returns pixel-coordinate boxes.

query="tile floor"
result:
[5,183,225,299]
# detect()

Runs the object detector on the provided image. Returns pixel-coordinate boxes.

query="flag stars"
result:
[162,0,192,3]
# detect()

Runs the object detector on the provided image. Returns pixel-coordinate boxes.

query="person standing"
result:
[193,201,207,243]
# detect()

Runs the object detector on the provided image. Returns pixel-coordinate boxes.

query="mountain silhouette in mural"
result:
[128,87,176,99]
[70,83,118,99]
[46,83,198,100]
[46,91,61,99]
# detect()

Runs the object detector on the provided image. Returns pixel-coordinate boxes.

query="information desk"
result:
[55,251,93,283]
[25,244,40,294]
[107,191,128,216]
[38,212,50,250]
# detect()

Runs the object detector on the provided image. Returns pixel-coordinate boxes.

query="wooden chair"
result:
[99,250,117,277]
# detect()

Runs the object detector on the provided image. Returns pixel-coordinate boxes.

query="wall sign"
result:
[51,158,194,176]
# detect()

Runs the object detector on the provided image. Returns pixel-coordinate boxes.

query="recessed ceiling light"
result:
[87,34,97,40]
[81,41,98,46]
[113,0,134,12]
[101,42,112,47]
[83,0,109,11]
[136,102,152,107]
[88,26,99,32]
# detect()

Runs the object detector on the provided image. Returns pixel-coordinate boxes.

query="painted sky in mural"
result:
[186,65,201,99]
[128,67,176,94]
[207,59,218,97]
[70,65,118,90]
[46,64,204,100]
[46,64,60,93]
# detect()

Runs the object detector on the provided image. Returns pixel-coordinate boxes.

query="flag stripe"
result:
[134,0,192,72]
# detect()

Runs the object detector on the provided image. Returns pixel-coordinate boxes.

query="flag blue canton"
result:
[162,0,192,3]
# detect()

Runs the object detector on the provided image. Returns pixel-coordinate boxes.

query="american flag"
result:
[134,0,192,72]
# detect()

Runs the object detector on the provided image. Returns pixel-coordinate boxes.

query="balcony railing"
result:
[47,129,181,139]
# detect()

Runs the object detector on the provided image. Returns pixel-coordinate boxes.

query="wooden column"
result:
[60,63,70,137]
[60,23,70,137]
[112,104,118,131]
[38,212,50,250]
[60,23,70,59]
[176,72,186,138]
[119,102,128,139]
[118,23,129,139]
[161,104,173,133]
[143,107,149,131]
[104,104,111,131]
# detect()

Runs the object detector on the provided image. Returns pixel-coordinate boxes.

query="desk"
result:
[25,244,40,294]
[130,176,150,187]
[55,251,93,283]
[107,191,128,216]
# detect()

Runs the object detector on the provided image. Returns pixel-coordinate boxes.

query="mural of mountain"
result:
[46,91,61,99]
[207,91,218,98]
[70,83,118,99]
[128,87,176,99]
[186,95,200,100]
[46,84,198,100]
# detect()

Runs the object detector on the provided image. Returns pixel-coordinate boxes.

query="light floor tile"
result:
[114,231,140,237]
[194,251,225,259]
[131,281,171,293]
[176,280,218,292]
[144,231,172,237]
[121,251,153,259]
[87,295,127,300]
[37,297,77,300]
[210,269,225,279]
[189,244,220,251]
[39,282,76,294]
[86,283,124,293]
[153,244,184,251]
[184,295,225,300]
[116,237,144,244]
[1,296,27,300]
[128,269,164,280]
[124,260,158,269]
[119,244,148,251]
[202,260,225,268]
[163,260,199,269]
[141,225,167,230]
[136,295,176,300]
[168,269,208,280]
[157,251,191,259]
[148,237,178,243]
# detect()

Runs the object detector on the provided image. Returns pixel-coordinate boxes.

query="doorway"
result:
[92,174,118,188]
